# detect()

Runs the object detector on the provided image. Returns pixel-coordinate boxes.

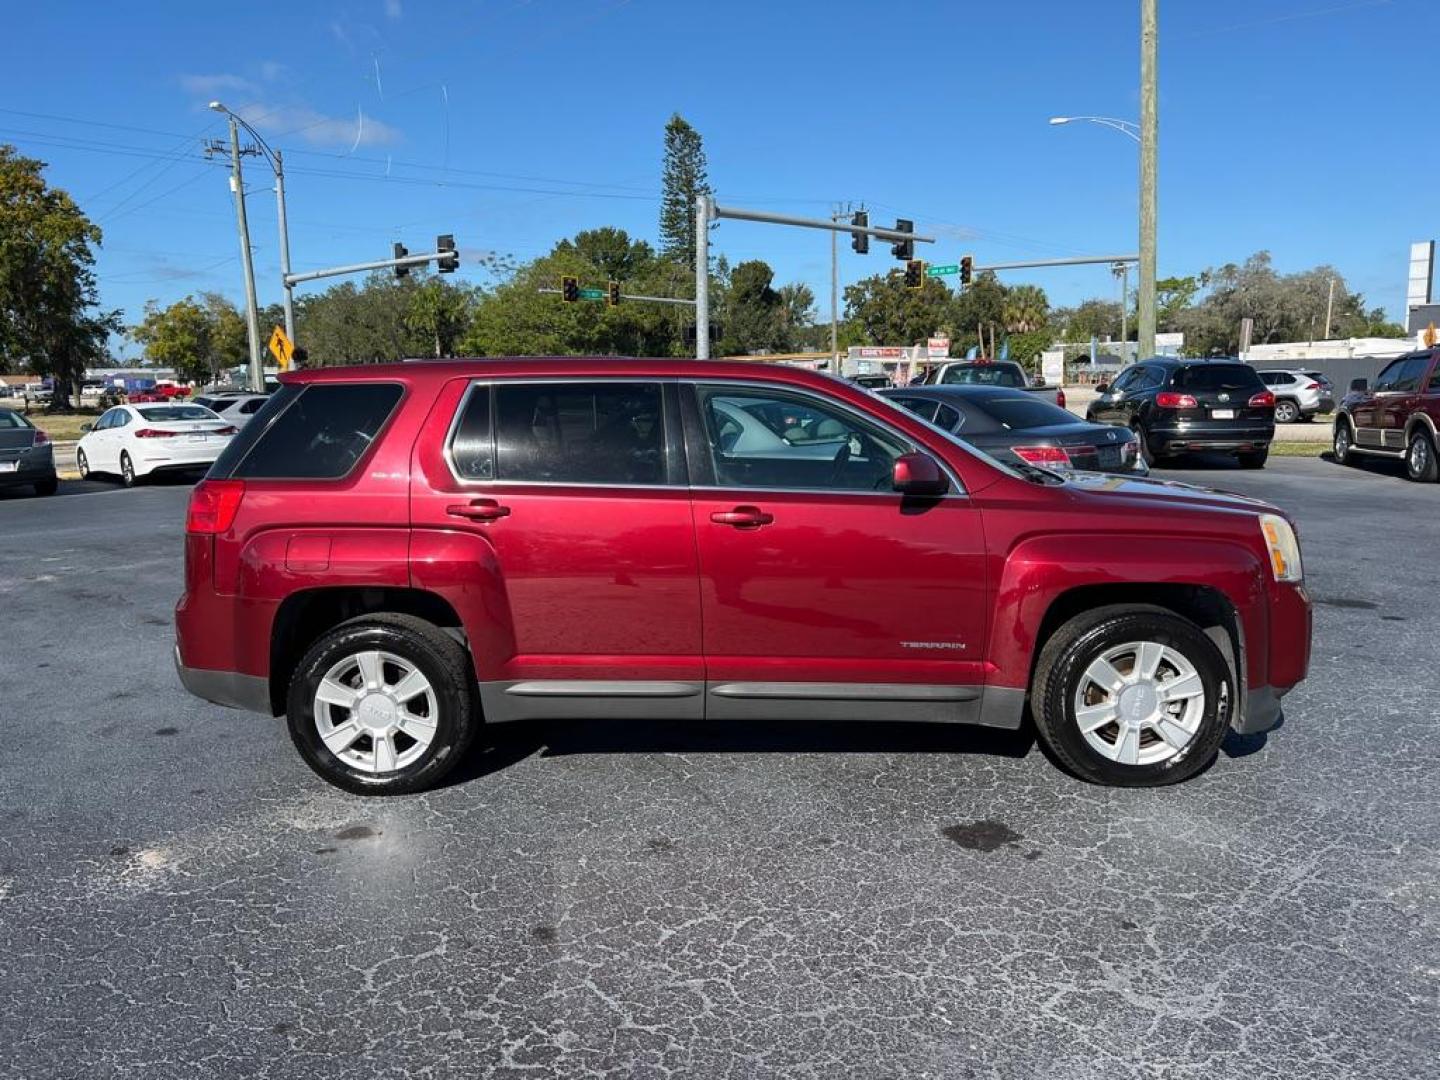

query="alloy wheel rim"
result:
[1410,437,1429,474]
[1335,428,1350,459]
[313,650,439,774]
[1072,640,1206,766]
[78,450,88,476]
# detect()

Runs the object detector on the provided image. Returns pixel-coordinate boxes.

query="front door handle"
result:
[710,505,773,528]
[447,498,511,522]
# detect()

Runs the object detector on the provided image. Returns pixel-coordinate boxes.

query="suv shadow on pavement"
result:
[437,718,1039,791]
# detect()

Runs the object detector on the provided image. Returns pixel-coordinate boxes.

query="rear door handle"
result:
[447,498,511,522]
[710,505,773,528]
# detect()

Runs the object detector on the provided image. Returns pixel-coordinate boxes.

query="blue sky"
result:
[3,0,1434,358]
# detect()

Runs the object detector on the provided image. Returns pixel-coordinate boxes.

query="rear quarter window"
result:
[211,383,404,480]
[978,397,1077,429]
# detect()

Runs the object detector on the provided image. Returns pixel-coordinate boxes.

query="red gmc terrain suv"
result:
[175,358,1311,794]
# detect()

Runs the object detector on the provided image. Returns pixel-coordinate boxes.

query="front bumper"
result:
[174,645,272,715]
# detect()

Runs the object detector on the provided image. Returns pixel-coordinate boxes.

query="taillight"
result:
[186,479,245,534]
[134,428,176,438]
[1155,392,1199,409]
[1248,390,1276,408]
[33,429,50,446]
[1056,388,1067,409]
[1013,445,1072,467]
[1303,382,1320,391]
[215,425,238,435]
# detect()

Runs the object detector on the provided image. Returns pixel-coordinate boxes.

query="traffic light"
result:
[890,218,914,260]
[561,275,580,303]
[960,255,973,285]
[437,234,459,273]
[851,210,869,254]
[607,280,621,306]
[393,242,409,278]
[904,260,924,290]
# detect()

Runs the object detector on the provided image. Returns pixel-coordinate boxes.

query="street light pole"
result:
[695,194,712,360]
[1138,0,1159,360]
[221,114,264,393]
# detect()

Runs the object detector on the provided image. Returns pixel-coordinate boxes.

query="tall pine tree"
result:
[658,114,711,264]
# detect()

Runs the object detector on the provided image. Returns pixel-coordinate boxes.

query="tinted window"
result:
[1110,367,1141,391]
[698,385,908,492]
[940,364,1026,388]
[113,411,132,428]
[207,398,238,414]
[0,410,30,430]
[495,382,665,485]
[1171,364,1263,392]
[977,396,1078,430]
[1135,367,1166,390]
[934,403,963,431]
[1391,355,1429,393]
[223,383,402,480]
[888,396,940,423]
[239,399,264,414]
[1372,359,1406,392]
[449,385,494,481]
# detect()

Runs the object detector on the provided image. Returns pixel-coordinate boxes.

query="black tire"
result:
[33,478,58,496]
[1237,448,1269,469]
[1405,430,1439,483]
[1273,399,1299,424]
[286,614,478,795]
[1032,607,1232,787]
[1130,422,1156,467]
[76,447,90,479]
[120,451,137,488]
[1333,419,1355,466]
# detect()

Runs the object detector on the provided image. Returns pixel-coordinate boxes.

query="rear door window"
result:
[215,383,403,480]
[978,397,1078,430]
[494,382,667,485]
[1391,355,1429,393]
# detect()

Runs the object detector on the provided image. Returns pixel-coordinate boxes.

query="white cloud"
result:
[235,103,402,148]
[180,73,257,96]
[384,0,402,18]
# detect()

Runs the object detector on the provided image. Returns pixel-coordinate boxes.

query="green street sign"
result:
[926,263,959,277]
[578,288,606,300]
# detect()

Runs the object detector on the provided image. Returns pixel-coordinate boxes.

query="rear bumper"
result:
[174,644,272,715]
[1150,423,1274,453]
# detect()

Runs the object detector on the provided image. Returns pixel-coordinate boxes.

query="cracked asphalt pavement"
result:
[1,457,1436,1078]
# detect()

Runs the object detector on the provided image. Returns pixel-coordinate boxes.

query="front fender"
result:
[987,532,1268,691]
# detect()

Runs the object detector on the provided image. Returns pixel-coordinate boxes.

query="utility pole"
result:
[695,194,712,359]
[1138,0,1159,359]
[1323,276,1336,340]
[274,149,296,346]
[222,115,264,392]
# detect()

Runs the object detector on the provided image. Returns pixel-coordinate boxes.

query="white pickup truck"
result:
[913,359,1066,409]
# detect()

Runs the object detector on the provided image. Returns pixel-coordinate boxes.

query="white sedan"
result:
[77,404,237,487]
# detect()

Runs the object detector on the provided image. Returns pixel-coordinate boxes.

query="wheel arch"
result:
[269,586,467,715]
[1404,412,1438,441]
[1028,583,1244,714]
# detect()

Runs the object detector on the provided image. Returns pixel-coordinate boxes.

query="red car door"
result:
[682,381,990,723]
[409,377,704,720]
[1379,354,1430,448]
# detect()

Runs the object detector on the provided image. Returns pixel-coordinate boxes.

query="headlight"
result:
[1259,513,1303,582]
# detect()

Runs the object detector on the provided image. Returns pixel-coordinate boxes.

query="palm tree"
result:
[1002,285,1049,334]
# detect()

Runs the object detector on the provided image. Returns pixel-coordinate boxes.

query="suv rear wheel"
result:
[1273,399,1299,424]
[1332,420,1355,465]
[1406,430,1439,483]
[1237,447,1269,469]
[1033,608,1232,787]
[286,614,478,795]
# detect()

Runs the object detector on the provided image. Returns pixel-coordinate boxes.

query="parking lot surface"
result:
[1,457,1436,1079]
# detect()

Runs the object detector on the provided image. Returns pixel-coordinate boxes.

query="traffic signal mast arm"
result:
[708,203,935,247]
[284,246,458,286]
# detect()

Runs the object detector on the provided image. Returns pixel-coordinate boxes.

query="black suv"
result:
[1086,358,1276,467]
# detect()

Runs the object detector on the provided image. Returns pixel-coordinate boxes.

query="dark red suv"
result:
[175,358,1311,794]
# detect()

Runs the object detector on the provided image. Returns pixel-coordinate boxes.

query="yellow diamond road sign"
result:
[267,325,294,369]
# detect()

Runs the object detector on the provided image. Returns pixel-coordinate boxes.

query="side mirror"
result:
[1095,382,1110,394]
[1348,378,1368,393]
[80,423,93,433]
[892,452,949,497]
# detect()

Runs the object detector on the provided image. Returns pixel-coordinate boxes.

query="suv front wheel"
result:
[287,614,478,794]
[1032,608,1232,787]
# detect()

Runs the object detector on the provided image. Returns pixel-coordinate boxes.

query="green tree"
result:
[1052,298,1123,343]
[951,271,1009,354]
[719,260,786,355]
[558,227,657,282]
[844,270,957,347]
[658,114,711,265]
[131,297,214,385]
[201,293,249,378]
[405,276,476,358]
[294,273,428,364]
[0,145,119,406]
[1155,275,1199,330]
[1002,284,1048,334]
